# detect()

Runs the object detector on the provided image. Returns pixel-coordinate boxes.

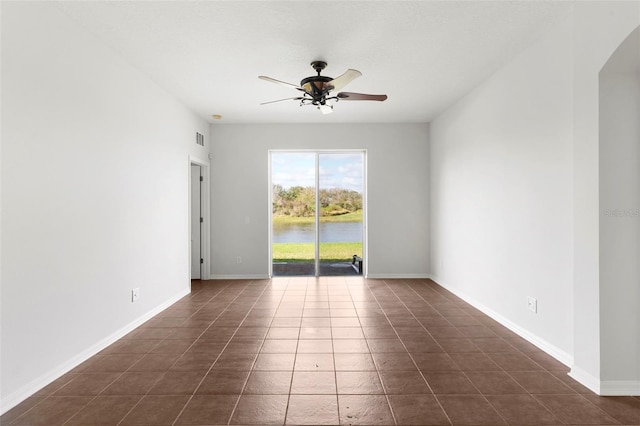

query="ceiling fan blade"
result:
[327,69,362,93]
[260,97,305,105]
[258,75,303,90]
[337,92,387,101]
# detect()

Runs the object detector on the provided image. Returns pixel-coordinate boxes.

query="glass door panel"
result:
[318,153,364,276]
[271,153,316,276]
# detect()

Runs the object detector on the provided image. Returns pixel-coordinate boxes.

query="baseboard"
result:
[568,364,640,396]
[206,274,430,280]
[599,380,640,396]
[568,366,601,394]
[0,287,191,415]
[365,274,430,279]
[208,274,270,280]
[430,276,574,367]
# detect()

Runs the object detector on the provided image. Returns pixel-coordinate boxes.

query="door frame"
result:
[267,149,368,277]
[189,156,211,282]
[190,164,202,279]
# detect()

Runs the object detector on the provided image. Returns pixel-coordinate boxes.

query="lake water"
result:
[273,221,362,243]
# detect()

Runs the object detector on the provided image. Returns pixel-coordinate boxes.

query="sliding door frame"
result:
[268,149,367,278]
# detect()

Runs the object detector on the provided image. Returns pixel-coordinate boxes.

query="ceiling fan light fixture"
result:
[319,104,333,115]
[301,75,332,98]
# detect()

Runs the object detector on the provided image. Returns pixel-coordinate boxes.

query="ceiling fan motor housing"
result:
[310,60,327,73]
[300,75,333,104]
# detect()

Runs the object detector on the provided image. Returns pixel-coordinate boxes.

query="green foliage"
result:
[273,185,362,218]
[272,211,362,225]
[319,187,362,213]
[322,204,350,216]
[272,242,363,262]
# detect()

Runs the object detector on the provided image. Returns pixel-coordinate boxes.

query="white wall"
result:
[599,27,640,390]
[1,2,209,411]
[209,123,429,279]
[429,18,575,362]
[571,1,640,394]
[430,2,640,395]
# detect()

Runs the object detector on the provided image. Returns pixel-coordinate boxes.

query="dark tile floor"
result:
[3,278,640,425]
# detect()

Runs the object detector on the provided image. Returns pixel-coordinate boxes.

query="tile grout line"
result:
[356,279,403,426]
[228,276,297,426]
[280,276,302,426]
[342,281,383,385]
[221,281,276,425]
[328,276,341,426]
[373,278,456,425]
[291,275,333,424]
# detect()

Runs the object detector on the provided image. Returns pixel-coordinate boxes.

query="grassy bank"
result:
[272,210,362,225]
[273,242,362,262]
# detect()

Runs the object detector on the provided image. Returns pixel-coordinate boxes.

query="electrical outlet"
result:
[527,296,537,313]
[132,288,140,303]
[236,256,242,264]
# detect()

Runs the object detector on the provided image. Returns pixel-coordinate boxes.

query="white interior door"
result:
[190,164,202,279]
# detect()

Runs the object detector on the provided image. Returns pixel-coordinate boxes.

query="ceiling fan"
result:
[259,61,387,115]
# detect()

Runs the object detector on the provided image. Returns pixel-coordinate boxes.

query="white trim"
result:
[366,274,431,279]
[362,152,368,277]
[599,380,640,396]
[431,276,574,367]
[568,366,601,394]
[314,153,320,275]
[209,274,270,280]
[0,287,190,415]
[267,152,273,278]
[188,153,210,168]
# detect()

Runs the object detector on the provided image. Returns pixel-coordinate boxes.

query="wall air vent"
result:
[196,132,205,147]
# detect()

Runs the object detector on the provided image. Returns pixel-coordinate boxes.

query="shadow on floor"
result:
[272,261,360,276]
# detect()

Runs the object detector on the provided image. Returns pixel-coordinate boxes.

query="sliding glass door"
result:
[270,151,364,277]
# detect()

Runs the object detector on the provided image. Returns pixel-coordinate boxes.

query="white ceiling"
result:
[53,1,573,124]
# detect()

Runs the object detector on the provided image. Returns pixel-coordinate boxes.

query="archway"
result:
[599,25,640,395]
